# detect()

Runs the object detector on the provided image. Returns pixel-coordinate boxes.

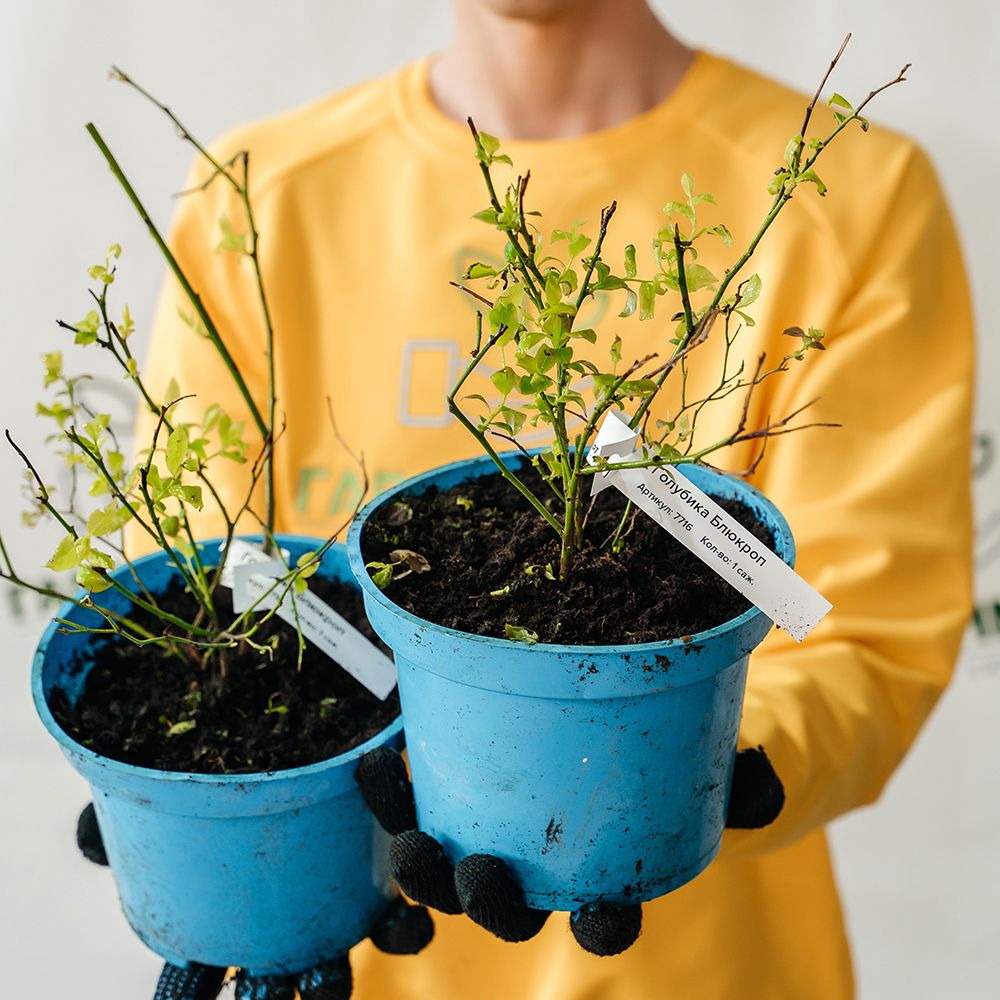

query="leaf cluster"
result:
[441,41,907,588]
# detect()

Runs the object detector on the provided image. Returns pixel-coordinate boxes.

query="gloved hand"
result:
[74,744,436,1000]
[354,744,784,957]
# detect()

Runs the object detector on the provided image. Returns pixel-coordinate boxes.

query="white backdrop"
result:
[0,2,996,997]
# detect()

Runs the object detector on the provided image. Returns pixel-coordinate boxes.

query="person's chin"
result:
[468,0,591,23]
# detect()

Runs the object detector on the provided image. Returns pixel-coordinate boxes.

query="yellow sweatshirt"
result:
[139,52,974,999]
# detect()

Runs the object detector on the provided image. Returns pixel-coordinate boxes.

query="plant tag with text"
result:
[226,542,397,700]
[589,410,831,642]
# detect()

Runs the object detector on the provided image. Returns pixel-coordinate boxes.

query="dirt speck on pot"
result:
[543,817,564,852]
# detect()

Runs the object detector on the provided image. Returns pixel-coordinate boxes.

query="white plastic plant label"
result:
[218,538,291,589]
[225,541,397,700]
[589,410,832,642]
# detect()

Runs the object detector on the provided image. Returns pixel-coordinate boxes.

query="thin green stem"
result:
[673,225,696,337]
[86,124,268,440]
[447,325,563,536]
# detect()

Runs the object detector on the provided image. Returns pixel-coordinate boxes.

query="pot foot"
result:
[232,971,296,1000]
[76,802,108,866]
[726,746,785,829]
[153,962,226,1000]
[390,829,462,914]
[297,955,353,1000]
[570,901,642,956]
[355,746,416,836]
[370,897,434,954]
[454,854,550,943]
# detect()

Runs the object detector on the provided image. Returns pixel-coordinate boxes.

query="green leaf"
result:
[165,426,189,476]
[739,273,762,308]
[783,136,802,168]
[455,496,474,511]
[73,310,100,346]
[624,244,637,278]
[662,200,695,224]
[619,288,638,319]
[490,367,519,396]
[478,131,501,155]
[166,720,197,737]
[708,224,733,247]
[827,92,853,110]
[160,515,180,536]
[767,170,791,196]
[464,262,498,279]
[621,379,658,398]
[639,282,656,321]
[75,565,111,593]
[46,535,80,572]
[87,502,132,537]
[594,273,627,292]
[83,413,110,442]
[592,373,618,397]
[570,327,597,344]
[680,172,695,198]
[496,407,526,435]
[489,299,518,333]
[177,308,209,339]
[367,562,394,589]
[683,263,717,293]
[296,550,321,580]
[170,483,204,511]
[78,539,114,570]
[215,214,247,254]
[797,168,827,196]
[505,623,539,644]
[473,208,500,225]
[119,303,135,340]
[610,335,622,367]
[41,351,62,387]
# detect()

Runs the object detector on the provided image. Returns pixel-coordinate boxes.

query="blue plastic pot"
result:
[348,455,794,911]
[32,537,401,976]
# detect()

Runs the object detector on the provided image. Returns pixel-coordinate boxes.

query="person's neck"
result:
[430,1,695,140]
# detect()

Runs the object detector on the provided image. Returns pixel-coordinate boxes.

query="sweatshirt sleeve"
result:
[722,144,976,855]
[128,150,271,552]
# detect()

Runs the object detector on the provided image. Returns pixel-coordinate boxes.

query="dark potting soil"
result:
[50,578,399,775]
[361,462,775,645]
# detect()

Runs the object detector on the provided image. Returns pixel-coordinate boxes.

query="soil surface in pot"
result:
[361,462,775,645]
[50,578,399,774]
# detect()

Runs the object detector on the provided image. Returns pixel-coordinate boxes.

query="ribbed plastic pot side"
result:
[32,538,402,975]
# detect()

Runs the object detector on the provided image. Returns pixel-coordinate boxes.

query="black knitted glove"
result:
[75,748,436,1000]
[355,744,785,957]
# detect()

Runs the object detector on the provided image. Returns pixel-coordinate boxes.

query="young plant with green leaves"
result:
[443,36,907,581]
[0,72,362,690]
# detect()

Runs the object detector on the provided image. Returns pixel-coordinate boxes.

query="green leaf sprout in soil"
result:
[0,71,367,690]
[435,35,908,584]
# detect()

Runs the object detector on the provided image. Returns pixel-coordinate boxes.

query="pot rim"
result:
[347,451,796,656]
[32,535,403,788]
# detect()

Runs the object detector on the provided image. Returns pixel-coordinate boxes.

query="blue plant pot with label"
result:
[32,537,401,976]
[348,455,794,911]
